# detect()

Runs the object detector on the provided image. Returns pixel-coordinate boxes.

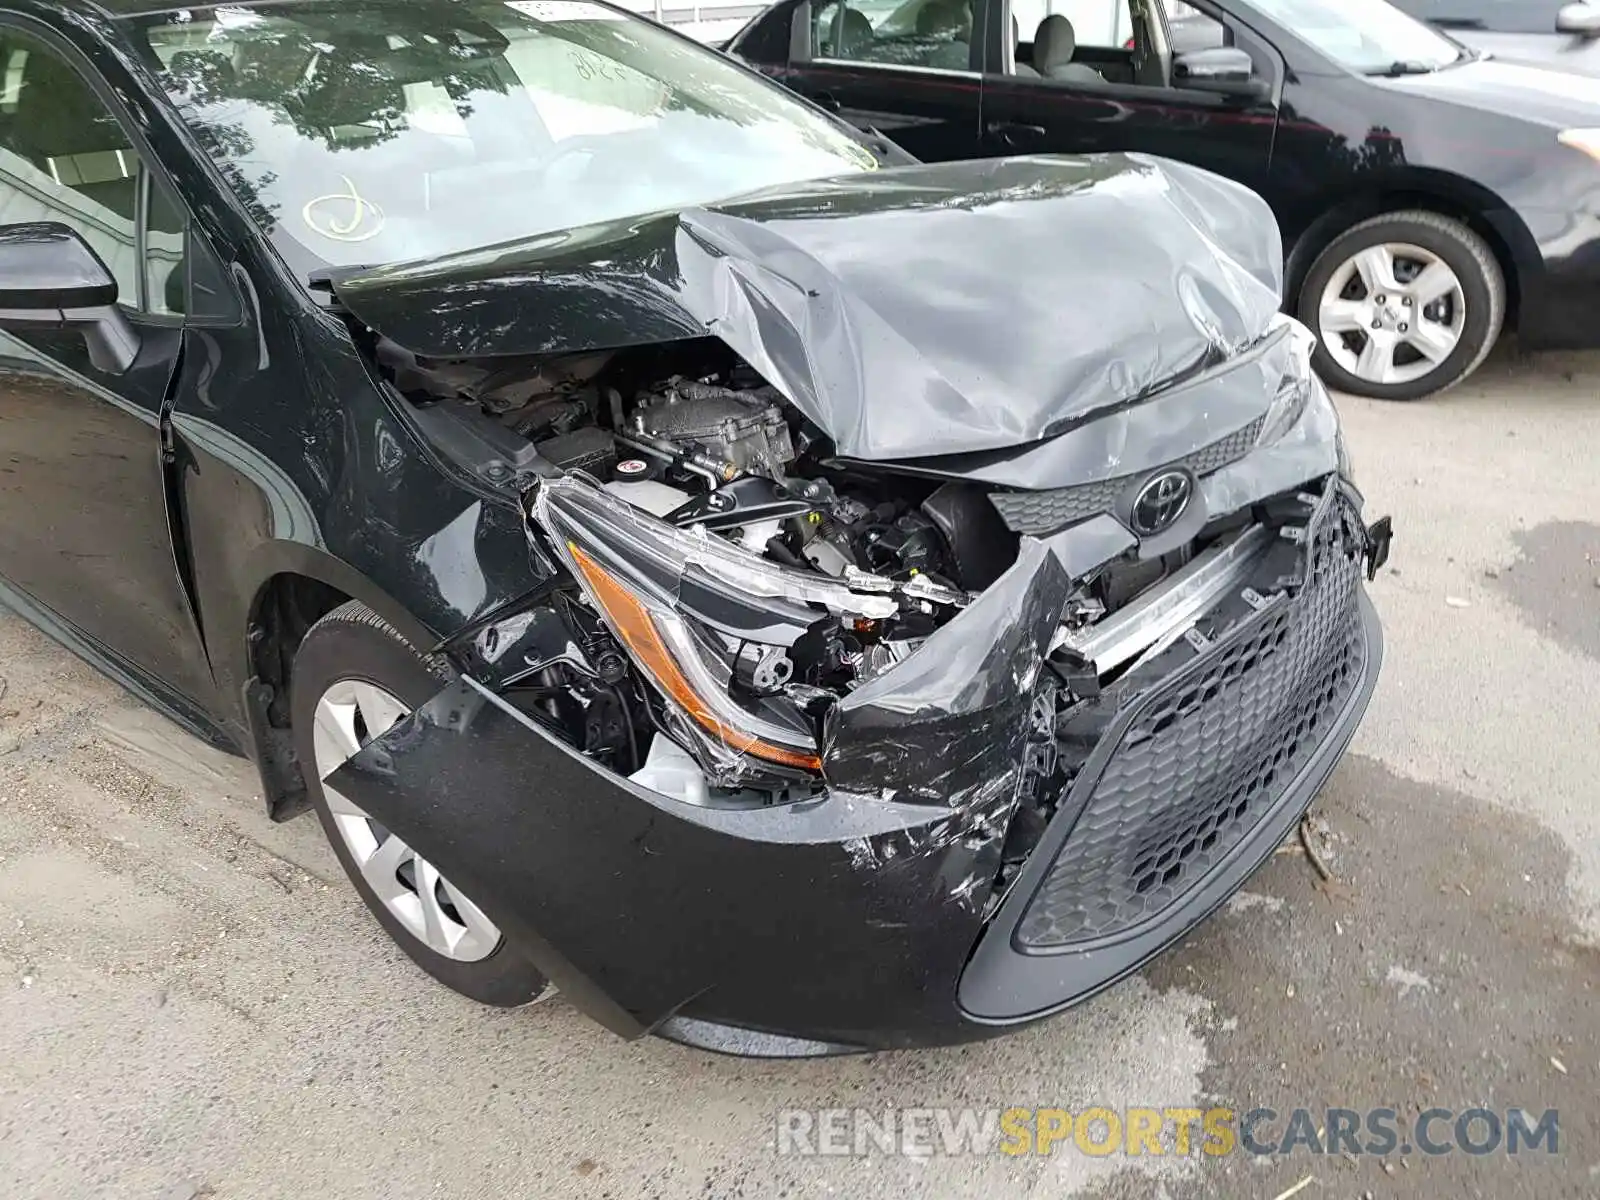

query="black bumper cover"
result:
[327,508,1384,1055]
[326,676,1008,1052]
[960,591,1381,1025]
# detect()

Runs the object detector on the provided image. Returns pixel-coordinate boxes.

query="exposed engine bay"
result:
[372,325,1374,831]
[378,334,1225,640]
[381,336,1030,664]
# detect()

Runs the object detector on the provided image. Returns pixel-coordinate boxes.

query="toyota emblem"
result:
[1130,470,1193,536]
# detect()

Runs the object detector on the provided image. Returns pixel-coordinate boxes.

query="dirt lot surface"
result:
[1,349,1597,1199]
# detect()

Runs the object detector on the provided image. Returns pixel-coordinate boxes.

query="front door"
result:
[0,25,212,707]
[774,0,990,162]
[980,0,1278,196]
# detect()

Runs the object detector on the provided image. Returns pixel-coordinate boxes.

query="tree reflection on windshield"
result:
[137,0,876,269]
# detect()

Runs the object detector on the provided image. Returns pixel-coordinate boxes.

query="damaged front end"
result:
[320,155,1390,1052]
[325,374,1388,1054]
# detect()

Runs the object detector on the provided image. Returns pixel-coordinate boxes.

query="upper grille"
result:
[988,475,1128,536]
[989,417,1266,536]
[1015,498,1366,949]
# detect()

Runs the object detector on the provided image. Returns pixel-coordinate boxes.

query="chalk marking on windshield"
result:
[302,175,387,242]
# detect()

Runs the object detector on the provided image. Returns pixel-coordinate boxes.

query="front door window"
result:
[814,0,980,70]
[0,29,187,315]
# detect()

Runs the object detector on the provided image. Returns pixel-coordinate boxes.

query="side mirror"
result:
[1173,46,1271,101]
[1556,2,1600,36]
[0,222,139,374]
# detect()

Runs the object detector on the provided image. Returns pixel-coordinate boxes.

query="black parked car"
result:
[731,0,1600,399]
[0,0,1388,1054]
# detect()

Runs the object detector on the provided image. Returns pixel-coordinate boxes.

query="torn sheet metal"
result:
[332,153,1283,462]
[822,537,1072,803]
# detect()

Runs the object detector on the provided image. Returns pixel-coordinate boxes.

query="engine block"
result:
[633,380,795,477]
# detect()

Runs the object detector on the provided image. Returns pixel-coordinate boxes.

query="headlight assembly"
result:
[532,475,968,777]
[565,540,824,771]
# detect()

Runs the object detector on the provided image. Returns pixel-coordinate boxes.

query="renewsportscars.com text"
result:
[776,1106,1559,1159]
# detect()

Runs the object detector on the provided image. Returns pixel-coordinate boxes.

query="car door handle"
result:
[812,91,843,113]
[986,120,1047,146]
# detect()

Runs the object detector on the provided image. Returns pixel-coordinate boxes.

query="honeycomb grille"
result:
[988,475,1127,535]
[989,417,1266,536]
[1181,416,1268,476]
[1016,504,1365,948]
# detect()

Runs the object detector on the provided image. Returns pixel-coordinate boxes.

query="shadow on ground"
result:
[1089,754,1599,1198]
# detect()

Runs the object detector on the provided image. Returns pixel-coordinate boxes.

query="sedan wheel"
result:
[291,600,548,1006]
[1298,210,1505,401]
[1317,243,1464,388]
[312,680,502,963]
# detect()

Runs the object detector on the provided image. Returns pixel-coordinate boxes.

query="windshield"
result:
[1244,0,1464,72]
[131,0,876,270]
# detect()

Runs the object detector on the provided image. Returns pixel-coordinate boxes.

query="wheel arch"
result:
[1282,171,1541,332]
[237,542,441,822]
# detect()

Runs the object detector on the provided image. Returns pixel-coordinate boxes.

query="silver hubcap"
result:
[313,680,501,963]
[1317,242,1466,386]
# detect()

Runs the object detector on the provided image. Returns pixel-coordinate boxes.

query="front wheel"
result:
[291,600,548,1007]
[1297,210,1505,401]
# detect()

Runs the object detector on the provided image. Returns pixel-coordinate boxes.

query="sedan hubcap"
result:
[312,680,501,963]
[1317,242,1465,386]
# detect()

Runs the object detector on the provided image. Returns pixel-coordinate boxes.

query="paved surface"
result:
[0,348,1597,1199]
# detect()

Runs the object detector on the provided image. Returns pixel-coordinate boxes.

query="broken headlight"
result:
[531,476,924,776]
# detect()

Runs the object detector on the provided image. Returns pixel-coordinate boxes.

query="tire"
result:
[1296,210,1505,401]
[291,600,547,1007]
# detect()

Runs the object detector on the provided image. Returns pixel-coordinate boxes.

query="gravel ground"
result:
[0,347,1596,1199]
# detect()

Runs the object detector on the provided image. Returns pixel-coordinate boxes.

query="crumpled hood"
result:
[332,153,1284,460]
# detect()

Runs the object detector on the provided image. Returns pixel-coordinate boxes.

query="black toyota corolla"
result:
[0,0,1386,1054]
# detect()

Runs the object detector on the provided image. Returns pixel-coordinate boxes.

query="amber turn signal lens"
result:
[567,543,823,772]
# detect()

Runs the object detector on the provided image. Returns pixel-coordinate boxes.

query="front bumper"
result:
[962,572,1381,1024]
[1496,203,1600,351]
[1519,267,1600,351]
[328,483,1384,1054]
